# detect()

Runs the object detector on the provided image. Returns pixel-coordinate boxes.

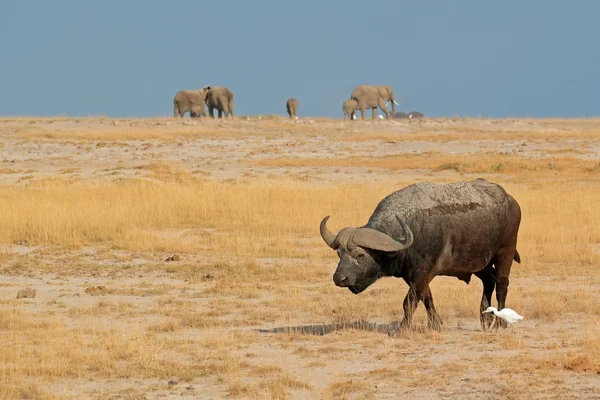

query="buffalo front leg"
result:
[423,285,443,331]
[475,263,496,331]
[398,279,428,330]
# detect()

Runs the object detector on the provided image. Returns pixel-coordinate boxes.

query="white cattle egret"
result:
[482,307,524,332]
[377,115,384,120]
[352,114,357,120]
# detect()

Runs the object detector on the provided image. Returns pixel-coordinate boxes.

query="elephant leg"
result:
[372,107,377,120]
[360,108,366,120]
[173,105,179,118]
[378,99,390,119]
[208,106,215,118]
[218,109,223,118]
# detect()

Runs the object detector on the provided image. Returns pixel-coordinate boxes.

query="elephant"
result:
[375,85,399,114]
[206,86,235,118]
[173,87,210,118]
[342,99,358,120]
[286,97,299,119]
[350,85,393,120]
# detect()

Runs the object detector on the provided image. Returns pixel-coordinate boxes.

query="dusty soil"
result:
[1,117,600,399]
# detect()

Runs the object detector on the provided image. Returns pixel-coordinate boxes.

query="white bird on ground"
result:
[377,115,385,120]
[482,307,524,332]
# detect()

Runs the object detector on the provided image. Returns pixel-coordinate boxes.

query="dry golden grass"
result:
[1,176,599,275]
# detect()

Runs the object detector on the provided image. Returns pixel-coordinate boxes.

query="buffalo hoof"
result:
[480,312,495,331]
[487,316,508,333]
[428,317,443,332]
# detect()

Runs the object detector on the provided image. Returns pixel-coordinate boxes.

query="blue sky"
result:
[1,0,598,118]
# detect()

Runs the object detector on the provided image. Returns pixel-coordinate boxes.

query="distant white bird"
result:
[482,307,524,332]
[377,115,385,120]
[352,114,357,120]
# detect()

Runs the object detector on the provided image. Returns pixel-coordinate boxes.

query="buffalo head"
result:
[319,216,413,294]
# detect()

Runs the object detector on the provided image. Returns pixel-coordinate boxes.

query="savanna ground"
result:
[1,116,600,399]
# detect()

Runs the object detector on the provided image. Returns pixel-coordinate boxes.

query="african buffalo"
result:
[319,178,521,331]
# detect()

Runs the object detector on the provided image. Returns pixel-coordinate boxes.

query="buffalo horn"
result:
[319,216,339,249]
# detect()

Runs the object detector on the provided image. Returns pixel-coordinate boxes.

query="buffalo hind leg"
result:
[423,285,443,331]
[475,263,496,331]
[495,249,516,329]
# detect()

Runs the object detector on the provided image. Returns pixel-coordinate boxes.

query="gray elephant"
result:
[375,85,399,114]
[350,85,392,120]
[206,86,235,118]
[342,99,358,120]
[286,97,299,119]
[173,87,210,118]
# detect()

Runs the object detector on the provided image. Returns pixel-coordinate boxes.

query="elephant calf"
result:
[286,97,299,119]
[343,99,358,120]
[173,87,210,118]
